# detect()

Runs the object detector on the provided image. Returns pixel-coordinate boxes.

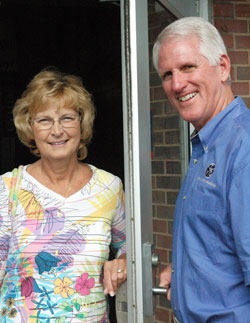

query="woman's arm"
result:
[103,179,127,296]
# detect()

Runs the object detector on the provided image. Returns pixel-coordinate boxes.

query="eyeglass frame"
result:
[30,113,82,130]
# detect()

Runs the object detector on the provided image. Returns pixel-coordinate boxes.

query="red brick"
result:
[222,34,234,48]
[230,67,235,80]
[167,250,172,263]
[157,234,173,249]
[236,4,250,18]
[155,248,168,264]
[148,13,161,29]
[236,36,250,49]
[153,219,167,234]
[214,3,233,17]
[159,263,169,274]
[150,87,154,100]
[237,66,250,80]
[155,308,170,322]
[152,176,156,189]
[149,43,153,58]
[232,82,249,95]
[149,27,165,43]
[242,97,250,109]
[228,51,248,64]
[153,87,167,100]
[148,0,155,8]
[167,220,173,235]
[214,19,247,33]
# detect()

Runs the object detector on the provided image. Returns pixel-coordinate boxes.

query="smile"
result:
[50,140,68,145]
[178,92,197,102]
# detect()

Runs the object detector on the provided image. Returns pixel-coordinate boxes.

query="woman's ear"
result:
[220,54,231,83]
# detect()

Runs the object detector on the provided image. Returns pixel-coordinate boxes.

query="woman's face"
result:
[31,101,81,162]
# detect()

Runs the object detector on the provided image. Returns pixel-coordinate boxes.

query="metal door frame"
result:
[121,0,153,321]
[120,1,210,321]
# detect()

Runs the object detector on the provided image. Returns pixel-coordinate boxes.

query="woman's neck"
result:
[26,156,93,198]
[38,157,80,184]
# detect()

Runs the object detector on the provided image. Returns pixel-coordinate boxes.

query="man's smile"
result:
[178,92,198,102]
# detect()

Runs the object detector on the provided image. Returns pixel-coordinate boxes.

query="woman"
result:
[0,68,126,322]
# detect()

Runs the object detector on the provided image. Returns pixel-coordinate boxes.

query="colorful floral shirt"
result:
[0,165,126,323]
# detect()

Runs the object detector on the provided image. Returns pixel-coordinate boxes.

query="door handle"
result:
[151,252,168,295]
[152,286,168,295]
[143,243,169,316]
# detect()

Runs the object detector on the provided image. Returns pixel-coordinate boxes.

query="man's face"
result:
[158,36,229,130]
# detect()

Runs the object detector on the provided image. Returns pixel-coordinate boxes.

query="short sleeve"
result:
[111,179,126,258]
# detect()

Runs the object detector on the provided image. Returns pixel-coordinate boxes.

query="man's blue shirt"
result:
[172,97,250,322]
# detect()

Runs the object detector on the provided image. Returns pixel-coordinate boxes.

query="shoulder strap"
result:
[8,165,24,217]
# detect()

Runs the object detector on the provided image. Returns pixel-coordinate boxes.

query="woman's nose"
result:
[50,120,64,135]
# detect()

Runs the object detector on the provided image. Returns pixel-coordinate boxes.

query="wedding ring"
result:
[117,269,123,273]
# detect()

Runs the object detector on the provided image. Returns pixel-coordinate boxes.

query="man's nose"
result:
[171,72,185,92]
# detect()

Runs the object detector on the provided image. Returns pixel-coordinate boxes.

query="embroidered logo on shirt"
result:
[205,163,215,178]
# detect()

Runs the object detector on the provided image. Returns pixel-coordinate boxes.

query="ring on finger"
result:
[117,269,123,273]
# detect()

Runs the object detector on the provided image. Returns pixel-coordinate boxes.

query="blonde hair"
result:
[13,68,95,160]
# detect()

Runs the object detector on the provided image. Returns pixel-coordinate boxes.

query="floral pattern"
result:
[21,276,43,297]
[54,277,75,298]
[0,165,126,322]
[75,273,95,296]
[0,298,17,321]
[35,251,61,274]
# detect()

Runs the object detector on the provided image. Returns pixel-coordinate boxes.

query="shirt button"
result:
[205,146,208,150]
[172,269,174,273]
[193,159,198,164]
[183,195,186,200]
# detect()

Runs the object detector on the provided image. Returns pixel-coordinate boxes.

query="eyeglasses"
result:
[31,114,81,130]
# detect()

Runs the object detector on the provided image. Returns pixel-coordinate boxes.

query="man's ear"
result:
[220,54,231,83]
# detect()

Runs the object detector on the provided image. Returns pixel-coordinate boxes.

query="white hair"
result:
[153,17,228,73]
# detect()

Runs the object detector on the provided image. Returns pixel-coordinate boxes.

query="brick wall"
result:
[214,0,250,108]
[148,1,250,323]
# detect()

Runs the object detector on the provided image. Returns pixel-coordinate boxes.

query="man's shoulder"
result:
[234,106,250,137]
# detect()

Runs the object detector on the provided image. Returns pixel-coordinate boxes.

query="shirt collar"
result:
[192,97,245,153]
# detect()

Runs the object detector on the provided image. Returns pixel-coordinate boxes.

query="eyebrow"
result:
[35,112,77,118]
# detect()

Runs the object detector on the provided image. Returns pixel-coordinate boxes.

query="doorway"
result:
[0,0,124,181]
[0,1,123,322]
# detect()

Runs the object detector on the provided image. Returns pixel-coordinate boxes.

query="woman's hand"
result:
[103,253,127,296]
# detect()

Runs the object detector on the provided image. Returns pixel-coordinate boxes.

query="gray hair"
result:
[153,16,228,73]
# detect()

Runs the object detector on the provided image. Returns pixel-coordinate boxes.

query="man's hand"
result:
[159,263,172,301]
[103,253,127,296]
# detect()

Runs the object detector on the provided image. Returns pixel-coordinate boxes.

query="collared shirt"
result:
[171,97,250,323]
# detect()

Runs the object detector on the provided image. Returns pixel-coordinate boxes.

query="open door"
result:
[120,0,209,321]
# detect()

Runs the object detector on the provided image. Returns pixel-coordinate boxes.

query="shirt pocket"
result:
[183,190,221,263]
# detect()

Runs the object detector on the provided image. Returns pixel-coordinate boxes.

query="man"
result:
[153,17,250,322]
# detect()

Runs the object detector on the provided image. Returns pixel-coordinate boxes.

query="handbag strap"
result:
[8,165,24,217]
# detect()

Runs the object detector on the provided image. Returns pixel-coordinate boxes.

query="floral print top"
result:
[0,165,126,323]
